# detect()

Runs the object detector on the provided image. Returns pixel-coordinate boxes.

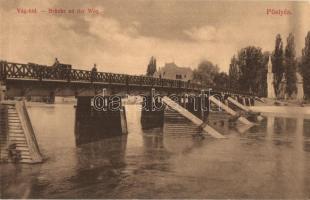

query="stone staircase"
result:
[162,96,226,139]
[164,109,200,135]
[0,101,42,164]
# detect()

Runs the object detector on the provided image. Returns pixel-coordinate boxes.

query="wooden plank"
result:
[19,158,34,163]
[8,116,20,120]
[15,147,30,151]
[8,121,21,124]
[15,143,28,147]
[9,137,26,141]
[9,134,25,138]
[8,119,21,123]
[162,96,226,139]
[8,126,23,130]
[7,141,26,144]
[20,152,31,156]
[8,129,24,133]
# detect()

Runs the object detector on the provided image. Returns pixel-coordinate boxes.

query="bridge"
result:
[0,61,255,99]
[0,60,263,164]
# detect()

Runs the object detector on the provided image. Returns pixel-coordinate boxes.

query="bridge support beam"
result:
[247,98,252,106]
[227,97,251,112]
[250,98,255,106]
[209,96,253,125]
[185,95,209,121]
[242,97,246,106]
[237,96,243,105]
[74,96,127,146]
[227,96,263,122]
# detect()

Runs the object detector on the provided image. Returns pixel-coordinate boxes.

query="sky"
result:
[0,0,310,74]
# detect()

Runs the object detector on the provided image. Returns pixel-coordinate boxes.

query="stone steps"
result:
[164,125,199,129]
[1,104,30,163]
[164,109,200,135]
[19,158,33,163]
[1,102,43,164]
[8,129,24,134]
[15,146,30,151]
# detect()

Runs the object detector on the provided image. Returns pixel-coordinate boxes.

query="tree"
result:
[192,60,219,86]
[228,55,239,90]
[301,31,310,99]
[236,46,266,95]
[214,72,229,89]
[284,33,297,97]
[146,56,157,76]
[272,34,285,96]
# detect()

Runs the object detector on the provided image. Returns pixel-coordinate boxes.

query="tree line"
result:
[228,32,310,99]
[145,31,310,99]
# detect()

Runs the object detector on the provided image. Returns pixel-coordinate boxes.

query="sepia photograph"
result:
[1,0,310,199]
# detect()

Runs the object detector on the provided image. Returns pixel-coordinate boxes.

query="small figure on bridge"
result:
[92,64,98,72]
[53,57,60,67]
[91,64,98,82]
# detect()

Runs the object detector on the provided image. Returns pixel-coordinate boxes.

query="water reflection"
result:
[143,130,164,150]
[1,104,310,198]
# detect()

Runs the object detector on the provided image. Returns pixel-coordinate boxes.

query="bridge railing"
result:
[0,61,256,97]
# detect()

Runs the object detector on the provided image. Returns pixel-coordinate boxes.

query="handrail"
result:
[0,61,257,97]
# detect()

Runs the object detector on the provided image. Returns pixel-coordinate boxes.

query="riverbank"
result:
[250,106,310,119]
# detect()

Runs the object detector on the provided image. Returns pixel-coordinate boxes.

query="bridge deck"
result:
[0,61,256,97]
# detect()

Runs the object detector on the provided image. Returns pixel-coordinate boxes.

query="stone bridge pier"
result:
[140,89,165,130]
[74,96,127,146]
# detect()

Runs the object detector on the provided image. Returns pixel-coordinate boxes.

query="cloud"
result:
[1,0,310,75]
[183,26,217,42]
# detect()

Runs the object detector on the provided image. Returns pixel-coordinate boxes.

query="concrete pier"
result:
[75,96,127,145]
[141,95,164,130]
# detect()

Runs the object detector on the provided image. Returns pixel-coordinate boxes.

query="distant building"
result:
[154,62,193,81]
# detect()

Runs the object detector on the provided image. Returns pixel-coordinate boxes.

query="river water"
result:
[1,104,310,198]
